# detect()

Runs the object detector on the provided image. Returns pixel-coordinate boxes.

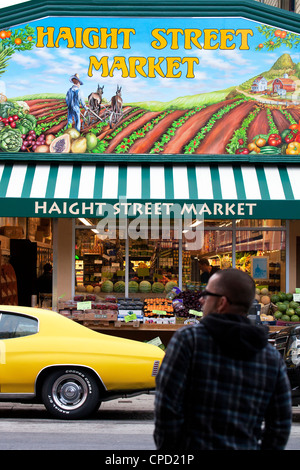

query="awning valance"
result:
[0,162,299,219]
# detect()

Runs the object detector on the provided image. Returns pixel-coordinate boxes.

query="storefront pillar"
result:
[52,218,75,310]
[288,220,300,293]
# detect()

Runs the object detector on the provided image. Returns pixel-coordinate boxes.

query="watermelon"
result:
[101,280,114,293]
[165,281,178,293]
[286,308,295,316]
[152,282,165,293]
[270,294,280,304]
[277,303,287,312]
[278,292,287,301]
[139,280,151,293]
[129,281,139,293]
[291,315,300,322]
[114,281,125,292]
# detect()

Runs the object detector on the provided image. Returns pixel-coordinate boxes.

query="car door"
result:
[0,311,39,395]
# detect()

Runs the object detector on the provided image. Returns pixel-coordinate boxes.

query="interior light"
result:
[189,220,203,228]
[78,218,92,226]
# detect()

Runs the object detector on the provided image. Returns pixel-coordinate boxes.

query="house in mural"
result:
[272,74,296,96]
[251,76,268,93]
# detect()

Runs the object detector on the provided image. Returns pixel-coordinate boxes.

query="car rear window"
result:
[0,312,38,339]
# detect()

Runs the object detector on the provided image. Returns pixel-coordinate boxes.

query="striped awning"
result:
[0,162,298,219]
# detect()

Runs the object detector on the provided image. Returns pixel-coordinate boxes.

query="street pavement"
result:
[0,392,156,415]
[1,394,300,451]
[2,392,300,418]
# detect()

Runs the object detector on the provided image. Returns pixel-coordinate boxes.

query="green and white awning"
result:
[0,162,298,219]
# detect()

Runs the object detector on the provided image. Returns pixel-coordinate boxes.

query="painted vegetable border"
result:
[183,98,248,154]
[233,106,300,155]
[149,106,206,154]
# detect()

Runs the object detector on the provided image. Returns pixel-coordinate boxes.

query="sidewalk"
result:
[1,394,300,421]
[0,392,156,415]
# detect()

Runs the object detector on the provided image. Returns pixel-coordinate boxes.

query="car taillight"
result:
[152,360,160,376]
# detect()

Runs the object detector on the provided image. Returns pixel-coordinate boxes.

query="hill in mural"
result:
[239,53,298,91]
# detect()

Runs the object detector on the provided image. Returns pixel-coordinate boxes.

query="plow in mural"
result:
[1,17,300,155]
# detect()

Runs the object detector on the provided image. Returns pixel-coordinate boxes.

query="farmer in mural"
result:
[66,73,88,132]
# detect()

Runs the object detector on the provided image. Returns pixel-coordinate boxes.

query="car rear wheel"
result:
[42,368,101,419]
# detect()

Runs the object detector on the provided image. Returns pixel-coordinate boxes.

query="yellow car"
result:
[0,306,164,419]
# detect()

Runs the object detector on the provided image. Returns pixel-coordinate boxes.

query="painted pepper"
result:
[286,141,300,155]
[284,128,299,144]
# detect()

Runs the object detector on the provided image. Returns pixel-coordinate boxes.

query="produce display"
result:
[69,283,202,324]
[271,292,300,322]
[144,298,174,316]
[70,283,300,327]
[76,279,179,295]
[256,287,300,323]
[173,289,203,318]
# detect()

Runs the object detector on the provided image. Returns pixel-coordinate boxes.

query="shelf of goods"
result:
[57,286,292,346]
[0,263,18,305]
[57,285,205,345]
[256,287,300,331]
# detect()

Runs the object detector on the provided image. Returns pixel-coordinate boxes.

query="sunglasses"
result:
[199,289,233,304]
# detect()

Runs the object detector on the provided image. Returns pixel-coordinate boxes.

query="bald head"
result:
[210,268,255,313]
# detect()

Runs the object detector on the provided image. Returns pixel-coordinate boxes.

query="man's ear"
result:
[216,296,228,313]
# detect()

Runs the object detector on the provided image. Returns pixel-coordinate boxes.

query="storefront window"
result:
[129,235,179,298]
[236,229,286,293]
[183,230,233,289]
[75,226,125,298]
[74,218,287,298]
[236,219,286,227]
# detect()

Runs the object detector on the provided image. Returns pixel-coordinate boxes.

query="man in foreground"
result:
[154,268,292,450]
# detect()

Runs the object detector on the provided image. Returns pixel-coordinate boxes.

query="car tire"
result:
[41,368,101,419]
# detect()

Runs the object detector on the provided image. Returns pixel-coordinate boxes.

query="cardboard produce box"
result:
[84,310,118,321]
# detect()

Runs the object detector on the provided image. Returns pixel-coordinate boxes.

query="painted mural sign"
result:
[1,16,300,156]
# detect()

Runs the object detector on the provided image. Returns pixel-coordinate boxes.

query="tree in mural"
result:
[0,25,36,78]
[256,25,300,51]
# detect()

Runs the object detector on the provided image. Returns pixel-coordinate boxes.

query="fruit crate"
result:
[276,320,300,326]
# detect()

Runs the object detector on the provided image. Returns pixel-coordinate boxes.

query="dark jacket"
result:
[154,313,292,450]
[200,265,220,284]
[37,272,52,295]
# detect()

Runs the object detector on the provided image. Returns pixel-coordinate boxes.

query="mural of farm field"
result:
[1,16,300,156]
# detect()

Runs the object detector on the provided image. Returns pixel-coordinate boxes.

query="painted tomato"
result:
[268,134,282,147]
[235,148,249,155]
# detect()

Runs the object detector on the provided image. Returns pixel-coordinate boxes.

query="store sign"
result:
[0,196,298,220]
[33,200,257,217]
[1,15,300,157]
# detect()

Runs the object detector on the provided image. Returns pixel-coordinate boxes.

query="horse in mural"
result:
[88,84,104,114]
[111,85,123,115]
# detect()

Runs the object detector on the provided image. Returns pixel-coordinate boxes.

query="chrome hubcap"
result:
[52,374,88,411]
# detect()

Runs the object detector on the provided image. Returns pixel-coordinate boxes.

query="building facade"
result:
[1,0,300,339]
